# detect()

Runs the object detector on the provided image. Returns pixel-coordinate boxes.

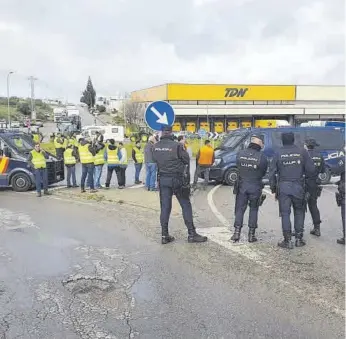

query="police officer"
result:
[231,135,268,242]
[269,132,315,249]
[304,138,325,236]
[336,154,345,245]
[152,126,207,244]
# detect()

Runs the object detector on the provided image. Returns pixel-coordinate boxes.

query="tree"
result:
[96,105,106,113]
[80,76,96,109]
[17,102,31,116]
[123,100,145,125]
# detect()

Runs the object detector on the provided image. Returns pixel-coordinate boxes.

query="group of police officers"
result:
[153,126,345,248]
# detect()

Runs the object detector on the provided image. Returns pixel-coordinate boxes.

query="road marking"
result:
[128,184,145,189]
[204,185,270,265]
[206,185,229,227]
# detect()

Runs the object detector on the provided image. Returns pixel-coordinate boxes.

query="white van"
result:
[77,125,124,143]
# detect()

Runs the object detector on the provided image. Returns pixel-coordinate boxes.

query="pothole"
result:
[62,275,117,295]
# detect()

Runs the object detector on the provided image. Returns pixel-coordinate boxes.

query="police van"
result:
[0,130,64,191]
[208,127,345,185]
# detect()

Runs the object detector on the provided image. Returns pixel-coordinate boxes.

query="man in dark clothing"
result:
[269,132,315,249]
[304,138,325,236]
[336,154,345,245]
[78,138,97,193]
[144,136,157,191]
[231,135,268,243]
[152,126,207,245]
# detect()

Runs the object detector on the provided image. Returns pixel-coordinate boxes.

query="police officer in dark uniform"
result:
[304,138,325,236]
[152,126,207,245]
[335,154,345,245]
[231,135,268,242]
[269,132,315,249]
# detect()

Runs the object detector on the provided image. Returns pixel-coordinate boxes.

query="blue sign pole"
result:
[145,101,175,131]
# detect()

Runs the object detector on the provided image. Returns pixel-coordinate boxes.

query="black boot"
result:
[278,232,294,249]
[161,235,175,244]
[337,237,345,245]
[231,226,241,242]
[295,233,306,247]
[248,228,258,243]
[187,226,207,243]
[310,224,321,236]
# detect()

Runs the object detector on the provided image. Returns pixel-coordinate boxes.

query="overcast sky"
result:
[0,0,345,102]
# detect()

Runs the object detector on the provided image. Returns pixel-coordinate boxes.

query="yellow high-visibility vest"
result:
[33,134,40,143]
[54,137,63,149]
[64,148,77,165]
[30,150,46,169]
[78,144,94,164]
[133,146,144,163]
[94,148,105,165]
[63,138,68,149]
[107,147,119,164]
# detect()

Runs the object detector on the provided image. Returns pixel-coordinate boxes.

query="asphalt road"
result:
[0,189,344,339]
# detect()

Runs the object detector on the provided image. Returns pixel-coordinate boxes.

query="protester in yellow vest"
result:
[32,133,40,143]
[78,138,97,193]
[132,141,144,184]
[28,143,50,197]
[104,139,119,188]
[54,133,64,160]
[64,144,78,188]
[94,141,106,189]
[193,140,215,190]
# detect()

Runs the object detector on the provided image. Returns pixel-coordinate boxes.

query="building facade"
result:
[131,84,345,132]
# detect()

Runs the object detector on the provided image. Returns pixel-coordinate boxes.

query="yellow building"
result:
[131,83,345,133]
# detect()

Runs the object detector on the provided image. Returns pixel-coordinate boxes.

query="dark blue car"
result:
[206,127,345,185]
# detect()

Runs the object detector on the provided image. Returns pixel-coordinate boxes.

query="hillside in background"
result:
[0,97,53,121]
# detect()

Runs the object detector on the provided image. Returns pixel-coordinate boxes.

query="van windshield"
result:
[3,134,35,154]
[220,131,249,150]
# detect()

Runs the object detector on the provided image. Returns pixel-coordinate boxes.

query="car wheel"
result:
[11,172,32,192]
[319,168,331,185]
[224,168,238,186]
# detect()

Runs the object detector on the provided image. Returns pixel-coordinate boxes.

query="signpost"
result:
[208,132,219,140]
[145,101,175,131]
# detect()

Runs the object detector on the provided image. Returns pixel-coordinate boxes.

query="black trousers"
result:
[105,167,119,187]
[159,176,195,236]
[117,166,127,186]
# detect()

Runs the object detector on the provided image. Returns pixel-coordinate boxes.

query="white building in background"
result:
[95,95,125,113]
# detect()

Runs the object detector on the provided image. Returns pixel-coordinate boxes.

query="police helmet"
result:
[251,134,264,143]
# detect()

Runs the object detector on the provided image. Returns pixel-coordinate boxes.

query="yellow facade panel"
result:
[167,84,296,101]
[131,84,168,102]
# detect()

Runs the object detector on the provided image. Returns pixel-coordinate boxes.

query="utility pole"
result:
[7,71,14,127]
[28,76,38,121]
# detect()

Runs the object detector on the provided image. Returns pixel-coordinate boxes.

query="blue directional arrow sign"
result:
[145,101,175,131]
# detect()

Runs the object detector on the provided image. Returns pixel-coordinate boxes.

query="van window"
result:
[221,132,248,149]
[111,128,119,133]
[271,131,305,148]
[306,130,344,150]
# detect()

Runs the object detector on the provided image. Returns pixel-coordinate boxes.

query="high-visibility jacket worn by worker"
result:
[78,144,94,164]
[54,137,63,149]
[107,147,119,164]
[198,145,214,166]
[30,150,46,169]
[94,148,105,165]
[64,148,77,165]
[33,134,40,143]
[133,146,144,163]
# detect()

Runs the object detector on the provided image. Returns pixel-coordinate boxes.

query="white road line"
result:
[202,184,269,265]
[128,184,145,189]
[206,185,229,227]
[263,188,274,196]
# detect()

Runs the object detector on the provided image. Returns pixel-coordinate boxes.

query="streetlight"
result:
[7,71,14,127]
